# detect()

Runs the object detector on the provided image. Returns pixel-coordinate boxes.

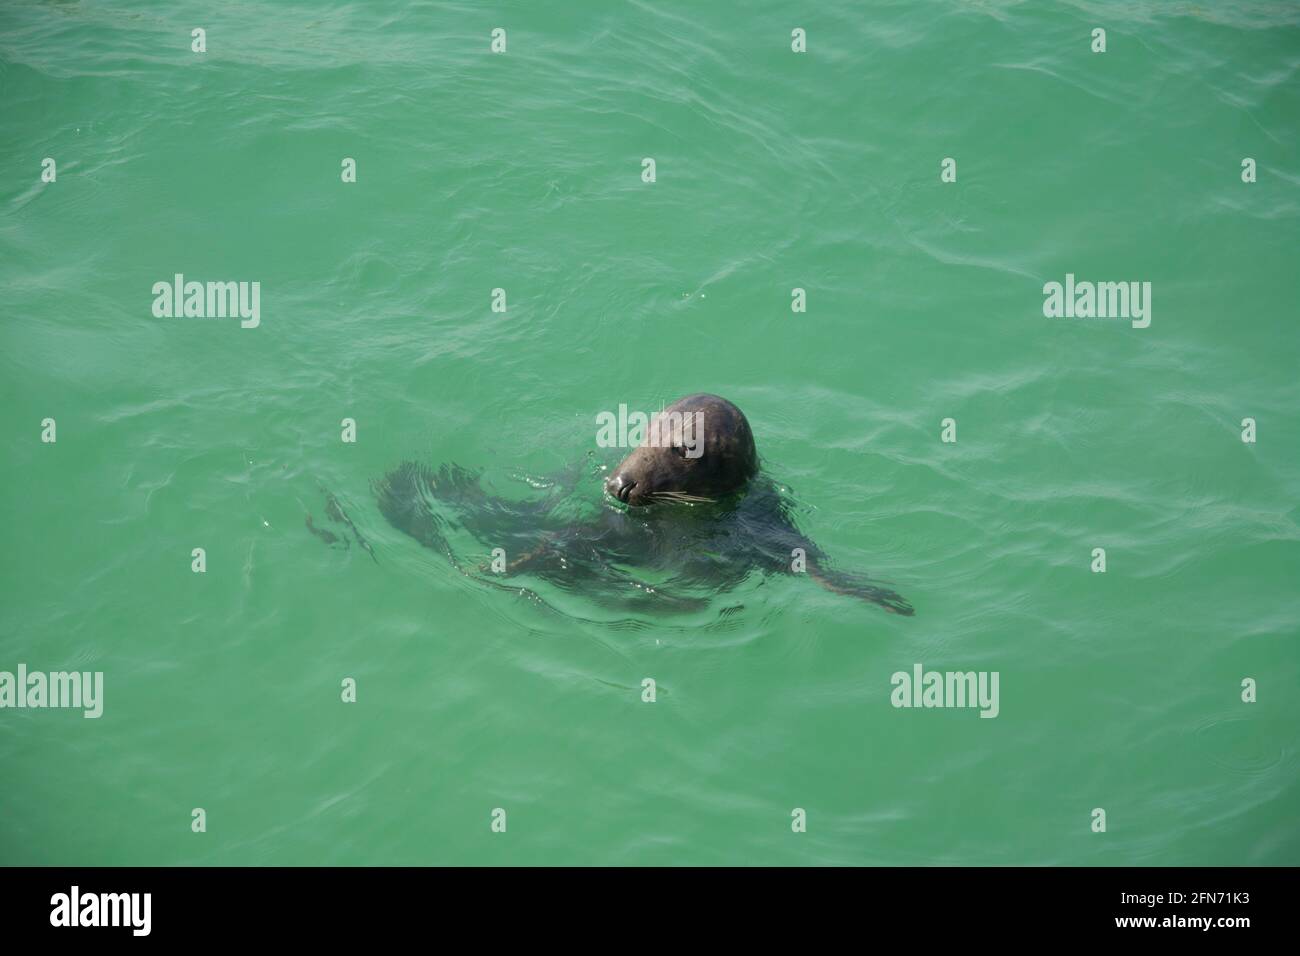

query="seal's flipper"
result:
[809,566,914,616]
[313,486,377,561]
[305,513,348,548]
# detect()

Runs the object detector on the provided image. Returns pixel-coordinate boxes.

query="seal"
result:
[371,394,913,615]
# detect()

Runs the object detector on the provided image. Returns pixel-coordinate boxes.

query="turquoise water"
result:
[1,0,1297,865]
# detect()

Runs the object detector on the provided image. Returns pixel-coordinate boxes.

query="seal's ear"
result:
[809,565,913,616]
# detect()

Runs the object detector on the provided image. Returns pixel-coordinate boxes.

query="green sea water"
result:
[2,0,1298,866]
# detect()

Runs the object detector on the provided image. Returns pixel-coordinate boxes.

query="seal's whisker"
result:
[650,491,715,504]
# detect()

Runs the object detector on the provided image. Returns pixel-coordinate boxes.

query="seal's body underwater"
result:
[373,393,912,615]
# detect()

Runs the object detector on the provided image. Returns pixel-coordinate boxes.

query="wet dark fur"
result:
[605,393,758,506]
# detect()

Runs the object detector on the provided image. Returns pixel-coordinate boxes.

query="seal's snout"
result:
[607,473,638,504]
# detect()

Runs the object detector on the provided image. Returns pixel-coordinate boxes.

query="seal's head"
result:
[605,393,758,506]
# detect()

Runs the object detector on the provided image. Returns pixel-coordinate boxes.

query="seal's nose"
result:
[606,473,637,503]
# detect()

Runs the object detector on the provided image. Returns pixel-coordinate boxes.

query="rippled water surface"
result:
[1,0,1298,865]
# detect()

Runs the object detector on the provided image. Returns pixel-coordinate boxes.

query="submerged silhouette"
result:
[367,394,913,616]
